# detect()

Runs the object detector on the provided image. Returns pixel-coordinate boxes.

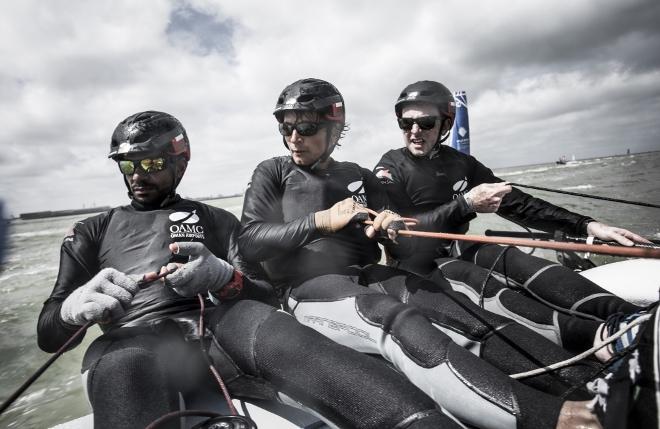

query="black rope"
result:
[478,245,514,308]
[509,182,660,209]
[0,269,174,417]
[0,320,94,415]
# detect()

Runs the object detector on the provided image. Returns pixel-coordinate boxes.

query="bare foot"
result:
[555,401,602,429]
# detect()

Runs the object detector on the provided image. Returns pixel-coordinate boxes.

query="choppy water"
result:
[1,152,659,428]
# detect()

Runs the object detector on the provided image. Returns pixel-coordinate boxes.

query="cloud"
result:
[0,0,658,216]
[166,2,237,58]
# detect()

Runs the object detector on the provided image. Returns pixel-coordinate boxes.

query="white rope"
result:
[511,313,652,379]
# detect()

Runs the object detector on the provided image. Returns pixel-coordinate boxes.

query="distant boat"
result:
[556,155,579,166]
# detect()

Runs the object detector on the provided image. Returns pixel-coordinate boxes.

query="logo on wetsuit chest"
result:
[451,177,469,199]
[168,210,205,239]
[374,166,394,184]
[347,180,367,205]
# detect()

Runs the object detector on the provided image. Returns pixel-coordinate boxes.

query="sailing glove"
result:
[60,268,140,325]
[164,241,234,297]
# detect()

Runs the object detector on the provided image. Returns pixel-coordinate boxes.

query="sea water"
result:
[0,152,659,428]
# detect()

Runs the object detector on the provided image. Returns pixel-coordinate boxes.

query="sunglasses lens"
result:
[140,158,165,173]
[398,117,437,131]
[279,122,321,137]
[296,122,320,136]
[278,123,293,136]
[118,158,166,175]
[417,116,437,130]
[398,118,414,130]
[118,160,135,175]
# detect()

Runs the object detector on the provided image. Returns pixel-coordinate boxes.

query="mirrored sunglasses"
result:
[118,157,167,175]
[397,116,438,131]
[278,121,323,137]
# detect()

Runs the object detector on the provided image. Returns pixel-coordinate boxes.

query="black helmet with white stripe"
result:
[274,78,346,167]
[395,80,456,145]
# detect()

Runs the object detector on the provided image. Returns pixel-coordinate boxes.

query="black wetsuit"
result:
[374,145,640,352]
[37,196,456,429]
[240,156,602,429]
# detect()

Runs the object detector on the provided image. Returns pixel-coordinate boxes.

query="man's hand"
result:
[554,400,602,429]
[60,268,140,325]
[163,242,235,297]
[463,182,512,213]
[586,221,652,247]
[314,197,369,234]
[365,210,407,241]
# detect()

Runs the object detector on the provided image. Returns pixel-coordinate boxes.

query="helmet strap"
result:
[428,117,452,159]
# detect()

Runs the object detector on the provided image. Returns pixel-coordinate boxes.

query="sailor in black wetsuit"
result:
[239,78,614,429]
[374,80,651,355]
[36,111,458,429]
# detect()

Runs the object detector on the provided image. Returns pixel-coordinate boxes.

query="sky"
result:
[1,0,659,216]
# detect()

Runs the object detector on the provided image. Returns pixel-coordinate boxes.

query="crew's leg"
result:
[287,275,566,429]
[436,257,602,353]
[209,299,460,429]
[360,264,601,397]
[82,325,205,429]
[458,243,641,319]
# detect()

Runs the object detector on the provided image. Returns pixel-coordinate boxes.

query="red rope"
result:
[197,294,238,416]
[397,229,660,259]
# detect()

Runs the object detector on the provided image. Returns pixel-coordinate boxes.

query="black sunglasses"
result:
[397,116,438,131]
[278,121,324,137]
[117,157,167,175]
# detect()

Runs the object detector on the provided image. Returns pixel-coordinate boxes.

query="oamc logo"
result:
[169,211,200,224]
[347,180,367,205]
[169,210,205,239]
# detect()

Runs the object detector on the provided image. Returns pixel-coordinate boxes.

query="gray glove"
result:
[60,268,140,325]
[164,242,234,297]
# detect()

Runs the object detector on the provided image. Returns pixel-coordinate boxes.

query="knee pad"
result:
[246,305,452,429]
[357,293,454,367]
[361,263,514,343]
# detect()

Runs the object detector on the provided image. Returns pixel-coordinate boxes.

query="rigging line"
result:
[510,313,652,379]
[0,320,93,416]
[397,230,660,259]
[484,230,660,248]
[197,294,238,417]
[509,182,660,209]
[0,268,176,417]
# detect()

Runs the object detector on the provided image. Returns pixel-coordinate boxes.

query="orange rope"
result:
[396,229,660,259]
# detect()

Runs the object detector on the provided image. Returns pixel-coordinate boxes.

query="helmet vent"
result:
[297,94,315,103]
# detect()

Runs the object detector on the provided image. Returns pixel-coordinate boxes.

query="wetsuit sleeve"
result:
[374,152,475,232]
[217,211,276,304]
[464,156,595,235]
[239,160,317,262]
[498,188,595,236]
[37,218,102,352]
